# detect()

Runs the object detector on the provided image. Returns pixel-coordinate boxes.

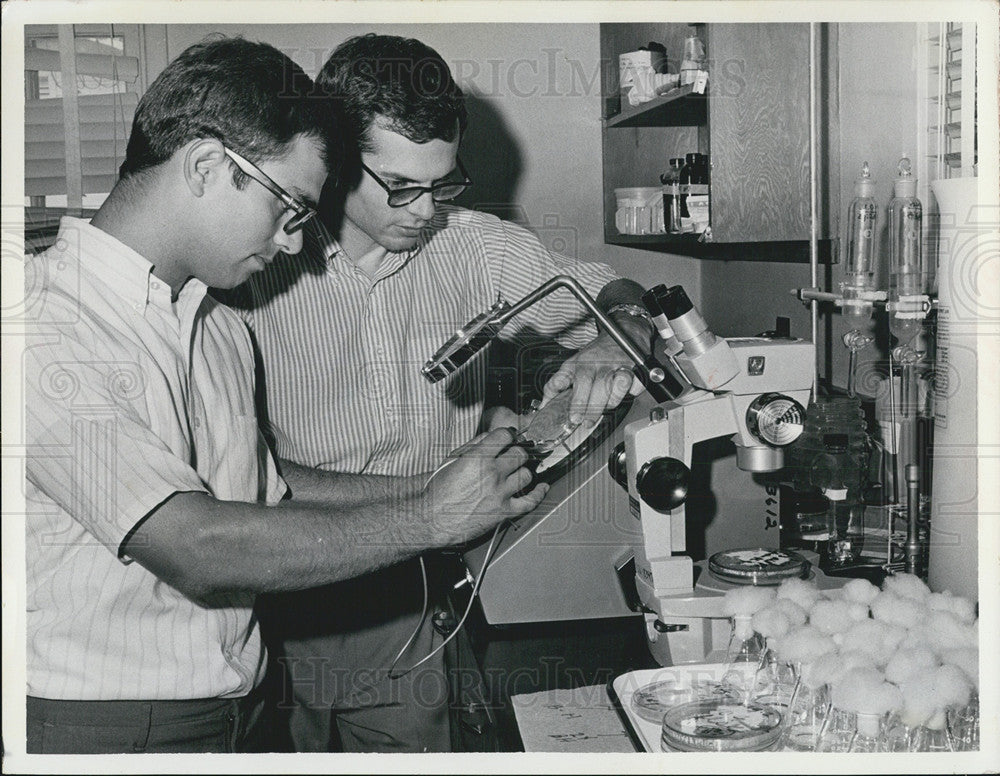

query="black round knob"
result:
[607,442,628,490]
[635,457,690,512]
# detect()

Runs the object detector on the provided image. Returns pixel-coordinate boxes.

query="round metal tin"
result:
[707,547,811,585]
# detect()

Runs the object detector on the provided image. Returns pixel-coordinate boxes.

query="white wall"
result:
[161,23,701,296]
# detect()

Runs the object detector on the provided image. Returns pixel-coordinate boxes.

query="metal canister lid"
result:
[660,699,783,752]
[708,547,810,585]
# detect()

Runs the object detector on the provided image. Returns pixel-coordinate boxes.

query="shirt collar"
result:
[57,216,207,314]
[310,218,424,281]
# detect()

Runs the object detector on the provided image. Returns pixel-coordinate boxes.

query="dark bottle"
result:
[687,153,710,233]
[660,157,685,234]
[679,153,710,228]
[679,153,697,219]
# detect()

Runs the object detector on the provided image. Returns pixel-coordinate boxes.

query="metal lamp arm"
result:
[496,275,680,402]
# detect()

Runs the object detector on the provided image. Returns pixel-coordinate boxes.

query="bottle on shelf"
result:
[660,157,685,234]
[679,152,709,232]
[680,27,707,86]
[687,153,710,233]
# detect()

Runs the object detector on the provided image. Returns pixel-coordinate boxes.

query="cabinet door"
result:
[707,24,817,243]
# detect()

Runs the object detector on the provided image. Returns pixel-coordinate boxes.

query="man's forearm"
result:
[595,277,647,309]
[596,278,655,355]
[122,430,542,600]
[279,458,425,508]
[127,490,445,601]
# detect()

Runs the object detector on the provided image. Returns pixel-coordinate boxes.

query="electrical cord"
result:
[386,454,511,680]
[387,521,508,680]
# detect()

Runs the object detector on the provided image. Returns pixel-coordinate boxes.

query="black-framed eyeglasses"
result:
[360,158,473,208]
[224,147,317,234]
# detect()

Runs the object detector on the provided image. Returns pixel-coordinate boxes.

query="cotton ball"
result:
[924,610,976,654]
[885,646,939,685]
[777,577,821,611]
[871,591,924,629]
[840,619,907,667]
[801,651,842,690]
[933,664,973,709]
[928,591,977,625]
[775,625,836,666]
[940,647,979,691]
[810,599,860,635]
[883,572,931,603]
[900,676,938,728]
[721,585,776,617]
[773,597,807,628]
[803,649,874,690]
[752,605,791,640]
[952,597,976,624]
[831,667,903,716]
[898,627,934,653]
[840,577,880,606]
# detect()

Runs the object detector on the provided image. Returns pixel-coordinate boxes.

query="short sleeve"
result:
[480,215,619,348]
[25,338,209,554]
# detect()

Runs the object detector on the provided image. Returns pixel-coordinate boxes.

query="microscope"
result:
[422,278,823,667]
[610,284,816,665]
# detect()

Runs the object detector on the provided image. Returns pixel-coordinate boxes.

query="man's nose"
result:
[406,190,436,222]
[272,217,305,256]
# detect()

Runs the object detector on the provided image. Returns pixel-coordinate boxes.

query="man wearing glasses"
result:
[23,37,546,755]
[225,34,657,753]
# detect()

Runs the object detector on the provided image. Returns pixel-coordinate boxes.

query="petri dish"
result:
[707,547,811,586]
[631,678,729,724]
[660,699,783,752]
[516,389,581,470]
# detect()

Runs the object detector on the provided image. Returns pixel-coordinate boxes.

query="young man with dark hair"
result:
[227,33,656,753]
[24,36,545,755]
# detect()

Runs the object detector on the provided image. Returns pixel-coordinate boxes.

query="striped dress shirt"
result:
[228,205,619,476]
[25,218,286,700]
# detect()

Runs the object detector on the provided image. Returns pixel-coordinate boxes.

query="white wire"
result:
[386,455,507,679]
[387,520,508,680]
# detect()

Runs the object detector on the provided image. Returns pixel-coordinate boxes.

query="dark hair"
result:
[315,33,467,157]
[119,36,339,184]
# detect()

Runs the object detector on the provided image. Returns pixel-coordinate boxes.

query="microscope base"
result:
[641,553,846,667]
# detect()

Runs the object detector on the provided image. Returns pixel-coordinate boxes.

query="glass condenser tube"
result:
[887,156,924,347]
[841,161,878,323]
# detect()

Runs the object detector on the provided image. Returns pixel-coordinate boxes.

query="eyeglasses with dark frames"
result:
[360,158,473,208]
[224,147,317,234]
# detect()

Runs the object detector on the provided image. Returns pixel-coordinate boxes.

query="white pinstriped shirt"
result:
[230,205,618,476]
[25,218,286,700]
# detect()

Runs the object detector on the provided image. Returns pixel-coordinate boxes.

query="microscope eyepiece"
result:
[660,286,694,320]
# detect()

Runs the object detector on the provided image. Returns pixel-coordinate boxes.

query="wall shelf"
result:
[604,86,707,128]
[600,23,839,261]
[606,234,836,263]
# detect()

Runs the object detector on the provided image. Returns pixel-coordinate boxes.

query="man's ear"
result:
[182,138,229,198]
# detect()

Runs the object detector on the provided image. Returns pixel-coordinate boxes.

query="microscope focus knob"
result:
[635,457,690,512]
[608,442,628,490]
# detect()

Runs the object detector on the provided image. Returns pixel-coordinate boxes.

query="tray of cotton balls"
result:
[611,572,979,752]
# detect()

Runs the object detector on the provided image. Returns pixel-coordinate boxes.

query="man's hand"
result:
[481,405,521,434]
[423,427,548,545]
[541,330,644,427]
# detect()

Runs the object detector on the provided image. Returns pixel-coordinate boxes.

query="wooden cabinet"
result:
[600,23,839,261]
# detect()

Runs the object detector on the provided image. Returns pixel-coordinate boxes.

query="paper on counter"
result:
[511,685,635,753]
